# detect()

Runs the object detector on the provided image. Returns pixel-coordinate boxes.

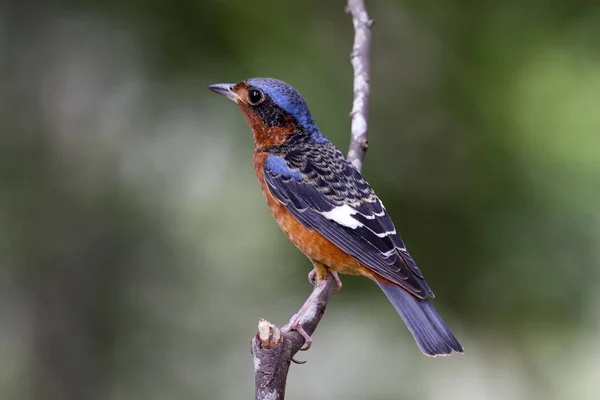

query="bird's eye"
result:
[248,89,264,106]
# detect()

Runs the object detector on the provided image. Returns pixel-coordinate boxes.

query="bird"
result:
[208,78,463,356]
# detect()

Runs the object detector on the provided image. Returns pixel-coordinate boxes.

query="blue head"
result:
[208,78,329,144]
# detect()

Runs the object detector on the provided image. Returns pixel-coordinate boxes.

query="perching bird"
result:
[208,78,463,356]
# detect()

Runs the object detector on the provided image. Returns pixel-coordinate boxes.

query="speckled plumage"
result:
[262,132,432,299]
[208,77,463,356]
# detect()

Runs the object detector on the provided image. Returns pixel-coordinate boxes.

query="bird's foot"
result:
[331,271,343,291]
[282,318,312,364]
[307,269,343,291]
[282,273,332,363]
[282,317,313,351]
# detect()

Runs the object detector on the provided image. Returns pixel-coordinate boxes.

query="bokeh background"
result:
[2,0,599,399]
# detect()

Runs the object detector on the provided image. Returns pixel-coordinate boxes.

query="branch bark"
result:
[251,277,335,400]
[346,0,373,171]
[251,1,372,399]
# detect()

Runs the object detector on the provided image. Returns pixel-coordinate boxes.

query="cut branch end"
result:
[257,319,283,350]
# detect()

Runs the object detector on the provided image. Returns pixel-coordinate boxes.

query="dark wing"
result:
[264,150,433,299]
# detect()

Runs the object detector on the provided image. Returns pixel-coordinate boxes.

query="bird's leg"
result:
[308,269,342,291]
[281,278,327,351]
[283,261,335,352]
[331,271,343,291]
[307,268,316,285]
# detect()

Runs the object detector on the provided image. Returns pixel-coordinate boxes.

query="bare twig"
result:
[346,0,373,171]
[251,1,372,399]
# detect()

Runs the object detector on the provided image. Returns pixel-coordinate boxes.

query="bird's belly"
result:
[266,193,372,278]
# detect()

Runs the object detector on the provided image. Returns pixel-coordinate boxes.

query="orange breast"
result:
[254,152,374,278]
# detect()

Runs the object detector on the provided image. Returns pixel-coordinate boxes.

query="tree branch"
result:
[251,1,372,399]
[346,0,373,171]
[251,277,335,400]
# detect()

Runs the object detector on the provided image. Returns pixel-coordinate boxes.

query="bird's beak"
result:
[208,83,238,102]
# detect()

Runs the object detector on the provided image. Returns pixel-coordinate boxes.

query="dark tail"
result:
[377,281,463,356]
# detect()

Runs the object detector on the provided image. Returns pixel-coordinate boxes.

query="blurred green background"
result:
[1,0,599,399]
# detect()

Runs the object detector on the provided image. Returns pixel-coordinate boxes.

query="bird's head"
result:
[209,78,327,148]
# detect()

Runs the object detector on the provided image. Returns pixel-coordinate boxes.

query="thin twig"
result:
[251,1,372,399]
[346,0,373,172]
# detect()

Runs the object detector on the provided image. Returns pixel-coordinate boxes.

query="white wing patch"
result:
[321,204,362,229]
[321,203,397,238]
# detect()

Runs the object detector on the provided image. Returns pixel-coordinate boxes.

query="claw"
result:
[298,325,313,350]
[307,269,317,285]
[291,357,307,365]
[283,321,311,364]
[299,342,311,351]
